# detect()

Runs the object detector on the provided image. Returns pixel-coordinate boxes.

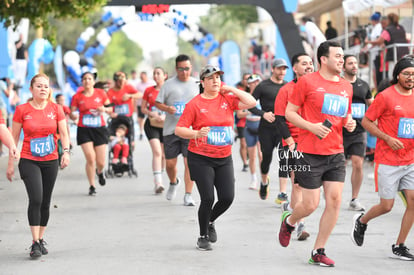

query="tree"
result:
[0,0,107,38]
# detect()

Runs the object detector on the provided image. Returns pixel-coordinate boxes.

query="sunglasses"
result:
[177,67,191,72]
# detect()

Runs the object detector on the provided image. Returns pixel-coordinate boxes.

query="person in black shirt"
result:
[342,55,373,211]
[249,58,287,201]
[14,33,28,88]
[325,21,338,40]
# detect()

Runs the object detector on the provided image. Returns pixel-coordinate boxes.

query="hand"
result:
[110,112,118,118]
[9,146,19,160]
[344,118,356,132]
[167,106,176,115]
[60,152,70,169]
[385,136,404,151]
[220,85,232,95]
[90,109,99,116]
[263,112,275,123]
[122,94,131,101]
[196,127,210,138]
[311,122,332,139]
[96,105,106,114]
[6,162,14,182]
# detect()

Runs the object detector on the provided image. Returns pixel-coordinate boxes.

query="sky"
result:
[105,4,211,60]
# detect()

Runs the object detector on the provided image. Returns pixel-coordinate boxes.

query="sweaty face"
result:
[176,60,192,82]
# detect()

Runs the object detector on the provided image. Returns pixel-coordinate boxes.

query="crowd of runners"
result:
[2,41,414,266]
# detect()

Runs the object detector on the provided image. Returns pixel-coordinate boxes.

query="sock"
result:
[286,217,296,228]
[287,203,293,212]
[251,173,256,181]
[153,171,162,184]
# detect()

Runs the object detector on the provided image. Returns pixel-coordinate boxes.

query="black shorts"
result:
[278,145,296,178]
[144,119,163,142]
[294,153,346,189]
[237,126,245,139]
[137,106,145,119]
[163,134,189,159]
[77,126,108,146]
[344,132,367,158]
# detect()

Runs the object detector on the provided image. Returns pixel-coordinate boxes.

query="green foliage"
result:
[0,0,107,39]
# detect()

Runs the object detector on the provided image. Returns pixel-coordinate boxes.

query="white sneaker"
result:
[184,193,196,206]
[154,183,165,194]
[349,198,365,211]
[166,178,180,200]
[249,180,257,190]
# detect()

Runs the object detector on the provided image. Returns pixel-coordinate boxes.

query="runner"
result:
[141,67,167,194]
[175,65,256,250]
[274,53,314,241]
[70,72,112,195]
[6,73,70,258]
[351,56,414,260]
[278,41,356,267]
[136,71,155,140]
[235,73,250,171]
[342,55,373,211]
[154,54,198,206]
[249,58,287,202]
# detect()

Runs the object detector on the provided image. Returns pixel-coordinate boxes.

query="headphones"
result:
[113,72,127,81]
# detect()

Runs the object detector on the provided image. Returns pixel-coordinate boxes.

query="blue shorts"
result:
[244,120,260,147]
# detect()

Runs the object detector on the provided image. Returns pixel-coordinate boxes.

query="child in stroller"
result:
[106,116,137,177]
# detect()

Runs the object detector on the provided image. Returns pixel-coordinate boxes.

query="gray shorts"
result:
[163,134,189,159]
[376,163,414,199]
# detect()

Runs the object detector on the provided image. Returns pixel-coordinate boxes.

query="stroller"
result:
[105,115,138,178]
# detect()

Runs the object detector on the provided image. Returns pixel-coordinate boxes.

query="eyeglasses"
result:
[177,67,191,72]
[400,72,414,78]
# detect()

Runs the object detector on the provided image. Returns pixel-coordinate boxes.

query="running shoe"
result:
[259,177,270,200]
[279,211,294,247]
[398,190,407,207]
[208,223,217,243]
[351,213,367,246]
[89,186,96,196]
[166,178,180,200]
[184,193,195,206]
[97,170,106,186]
[275,192,288,204]
[242,164,249,172]
[391,243,414,261]
[154,183,165,194]
[39,239,48,255]
[297,222,310,241]
[30,241,42,258]
[349,198,365,211]
[308,248,335,267]
[196,236,212,251]
[249,179,257,190]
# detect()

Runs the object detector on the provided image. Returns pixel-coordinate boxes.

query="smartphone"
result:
[318,119,332,139]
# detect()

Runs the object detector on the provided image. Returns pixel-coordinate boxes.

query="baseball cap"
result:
[247,74,262,83]
[200,65,224,80]
[370,12,381,21]
[272,58,289,68]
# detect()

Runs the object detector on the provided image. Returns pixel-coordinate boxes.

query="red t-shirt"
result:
[62,105,71,116]
[177,93,240,158]
[143,86,159,110]
[71,89,108,127]
[274,81,299,146]
[289,72,353,155]
[13,102,65,161]
[0,112,4,124]
[365,86,414,165]
[107,84,137,117]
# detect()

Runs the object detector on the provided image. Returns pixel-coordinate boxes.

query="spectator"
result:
[325,21,338,40]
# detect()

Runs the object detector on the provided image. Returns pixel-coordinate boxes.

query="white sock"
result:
[153,171,162,184]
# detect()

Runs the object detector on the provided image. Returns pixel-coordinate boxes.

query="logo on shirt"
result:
[340,90,349,98]
[395,105,402,111]
[24,115,32,120]
[221,103,228,110]
[79,100,85,105]
[47,112,56,120]
[316,87,326,93]
[94,97,102,103]
[200,109,208,113]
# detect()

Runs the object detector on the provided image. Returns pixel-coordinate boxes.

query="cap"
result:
[247,74,262,83]
[200,65,224,80]
[272,58,289,68]
[370,12,381,21]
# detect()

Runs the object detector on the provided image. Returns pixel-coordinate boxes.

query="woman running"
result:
[7,73,70,258]
[141,67,167,194]
[175,65,256,250]
[70,72,112,195]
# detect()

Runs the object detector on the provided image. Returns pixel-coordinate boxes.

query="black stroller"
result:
[105,115,138,178]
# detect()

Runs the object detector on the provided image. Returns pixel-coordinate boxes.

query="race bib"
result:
[173,101,185,116]
[351,103,365,119]
[321,94,348,117]
[114,104,129,115]
[398,118,414,138]
[30,134,55,157]
[82,114,101,127]
[207,126,234,146]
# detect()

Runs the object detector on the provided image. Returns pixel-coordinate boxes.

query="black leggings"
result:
[18,158,59,226]
[188,151,235,236]
[258,126,282,175]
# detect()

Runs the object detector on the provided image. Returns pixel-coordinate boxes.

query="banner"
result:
[220,40,241,87]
